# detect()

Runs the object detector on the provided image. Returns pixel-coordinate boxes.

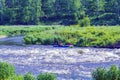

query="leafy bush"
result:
[92,65,120,80]
[0,62,58,80]
[92,67,106,80]
[24,26,120,47]
[37,73,57,80]
[106,65,119,80]
[24,35,33,44]
[78,16,90,27]
[24,72,35,80]
[0,62,15,80]
[10,75,24,80]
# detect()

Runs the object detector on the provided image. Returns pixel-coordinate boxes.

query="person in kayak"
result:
[53,38,63,46]
[58,41,63,46]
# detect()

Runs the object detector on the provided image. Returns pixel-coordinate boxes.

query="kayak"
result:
[53,45,74,48]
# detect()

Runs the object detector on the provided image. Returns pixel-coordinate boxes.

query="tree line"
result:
[0,0,120,25]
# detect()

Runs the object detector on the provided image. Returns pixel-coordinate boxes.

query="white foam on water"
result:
[0,45,120,80]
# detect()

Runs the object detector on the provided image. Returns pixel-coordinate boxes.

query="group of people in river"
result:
[53,38,73,47]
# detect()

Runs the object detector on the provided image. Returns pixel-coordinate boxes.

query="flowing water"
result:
[0,45,120,80]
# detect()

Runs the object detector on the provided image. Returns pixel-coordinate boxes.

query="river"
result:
[0,45,120,80]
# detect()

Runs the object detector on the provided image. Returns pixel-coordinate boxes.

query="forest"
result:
[1,0,120,80]
[0,0,120,25]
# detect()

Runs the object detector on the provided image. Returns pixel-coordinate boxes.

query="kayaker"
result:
[67,43,74,47]
[58,41,63,46]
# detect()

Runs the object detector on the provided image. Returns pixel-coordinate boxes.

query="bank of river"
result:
[0,45,120,80]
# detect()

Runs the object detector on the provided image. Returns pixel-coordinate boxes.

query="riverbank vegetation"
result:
[0,0,120,47]
[23,26,120,47]
[0,25,120,47]
[92,65,120,80]
[0,62,57,80]
[1,62,120,80]
[0,26,57,36]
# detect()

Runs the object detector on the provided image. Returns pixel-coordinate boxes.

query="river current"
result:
[0,45,120,80]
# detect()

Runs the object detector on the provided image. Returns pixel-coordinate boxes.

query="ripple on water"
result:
[0,45,120,80]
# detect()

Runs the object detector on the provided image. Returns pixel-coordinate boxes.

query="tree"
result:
[20,0,32,24]
[54,0,85,25]
[83,0,98,17]
[41,0,55,17]
[0,0,4,24]
[102,0,119,25]
[18,0,42,25]
[33,0,43,24]
[0,0,119,25]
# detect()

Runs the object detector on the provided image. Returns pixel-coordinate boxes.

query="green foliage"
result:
[92,65,120,80]
[37,73,57,80]
[0,26,55,36]
[1,25,120,47]
[0,0,43,25]
[81,0,120,26]
[24,72,35,80]
[92,67,106,80]
[0,62,15,80]
[0,61,58,80]
[78,16,90,27]
[0,0,120,25]
[24,35,33,44]
[23,26,120,47]
[92,13,119,25]
[41,0,55,17]
[10,75,24,80]
[106,65,119,80]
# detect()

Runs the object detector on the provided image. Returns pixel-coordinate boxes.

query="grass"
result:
[0,25,58,36]
[0,25,120,47]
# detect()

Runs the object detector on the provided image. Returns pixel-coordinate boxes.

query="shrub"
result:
[42,38,54,45]
[23,26,120,47]
[92,65,120,80]
[0,62,15,80]
[24,35,32,44]
[92,67,106,80]
[76,37,86,46]
[10,75,24,80]
[37,73,57,80]
[24,72,35,80]
[105,65,119,80]
[78,16,90,27]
